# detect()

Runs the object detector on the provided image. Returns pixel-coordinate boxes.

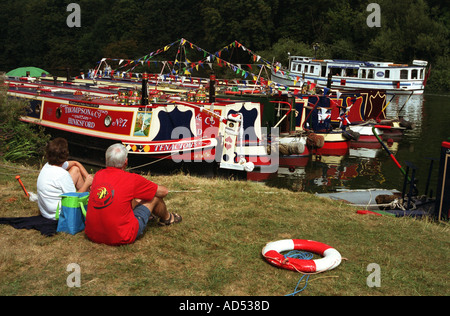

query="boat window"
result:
[310,66,315,73]
[368,69,374,79]
[420,69,424,79]
[297,64,302,72]
[304,65,309,73]
[321,66,326,77]
[400,70,408,79]
[360,69,366,78]
[411,69,418,79]
[332,68,342,76]
[345,68,358,77]
[385,70,390,78]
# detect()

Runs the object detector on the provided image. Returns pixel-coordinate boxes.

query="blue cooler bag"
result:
[56,192,89,235]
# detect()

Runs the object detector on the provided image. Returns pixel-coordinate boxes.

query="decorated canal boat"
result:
[5,77,272,172]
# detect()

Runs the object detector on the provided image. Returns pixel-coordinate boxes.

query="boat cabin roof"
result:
[289,56,427,68]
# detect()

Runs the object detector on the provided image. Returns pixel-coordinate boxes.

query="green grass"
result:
[0,161,449,296]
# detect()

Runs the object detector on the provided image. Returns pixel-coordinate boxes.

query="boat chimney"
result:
[209,71,216,103]
[141,72,149,105]
[66,68,72,82]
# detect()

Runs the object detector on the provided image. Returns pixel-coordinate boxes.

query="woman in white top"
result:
[37,138,93,220]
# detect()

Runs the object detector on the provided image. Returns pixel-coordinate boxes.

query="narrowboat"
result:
[5,76,273,173]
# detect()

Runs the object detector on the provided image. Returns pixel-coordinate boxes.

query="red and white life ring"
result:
[262,239,342,273]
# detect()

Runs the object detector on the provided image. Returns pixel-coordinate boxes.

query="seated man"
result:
[85,143,181,246]
[37,137,93,220]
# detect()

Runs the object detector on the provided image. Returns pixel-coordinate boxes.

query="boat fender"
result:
[279,144,290,156]
[243,161,255,172]
[342,130,360,141]
[262,239,342,273]
[279,142,305,155]
[306,133,324,148]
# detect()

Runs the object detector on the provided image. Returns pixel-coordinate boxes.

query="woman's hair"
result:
[46,138,70,165]
[105,143,128,168]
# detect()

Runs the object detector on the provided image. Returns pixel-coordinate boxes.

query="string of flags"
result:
[93,38,318,91]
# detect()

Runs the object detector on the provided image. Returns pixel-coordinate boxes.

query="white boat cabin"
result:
[275,56,429,93]
[289,56,428,82]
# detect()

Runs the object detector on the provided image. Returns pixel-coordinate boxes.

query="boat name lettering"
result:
[68,117,95,129]
[112,118,128,128]
[154,141,205,152]
[61,104,108,118]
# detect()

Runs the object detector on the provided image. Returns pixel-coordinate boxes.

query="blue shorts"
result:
[133,204,152,238]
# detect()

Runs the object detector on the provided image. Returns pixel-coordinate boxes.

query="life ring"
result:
[262,239,342,273]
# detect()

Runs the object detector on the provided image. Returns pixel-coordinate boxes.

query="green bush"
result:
[0,77,50,162]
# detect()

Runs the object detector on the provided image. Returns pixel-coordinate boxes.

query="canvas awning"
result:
[6,66,50,77]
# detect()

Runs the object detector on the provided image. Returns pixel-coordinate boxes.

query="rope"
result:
[126,154,173,171]
[283,250,314,296]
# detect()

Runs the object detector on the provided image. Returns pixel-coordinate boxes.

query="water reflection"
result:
[249,93,449,194]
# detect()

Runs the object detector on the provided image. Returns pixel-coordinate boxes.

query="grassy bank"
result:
[0,162,448,296]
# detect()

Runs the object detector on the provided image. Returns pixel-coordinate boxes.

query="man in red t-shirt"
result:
[85,144,182,245]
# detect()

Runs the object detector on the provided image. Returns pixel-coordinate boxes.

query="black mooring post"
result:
[407,167,416,210]
[401,165,410,203]
[424,157,436,198]
[404,161,418,210]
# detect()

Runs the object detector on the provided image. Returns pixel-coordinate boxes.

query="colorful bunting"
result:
[95,38,275,86]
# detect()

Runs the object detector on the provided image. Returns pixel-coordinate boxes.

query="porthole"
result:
[104,115,112,127]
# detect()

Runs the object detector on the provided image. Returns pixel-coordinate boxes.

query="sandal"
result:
[158,212,182,226]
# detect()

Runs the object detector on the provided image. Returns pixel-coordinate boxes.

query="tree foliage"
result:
[0,0,448,91]
[0,76,50,162]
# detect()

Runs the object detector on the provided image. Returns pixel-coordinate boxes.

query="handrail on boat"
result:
[270,100,292,128]
[170,100,228,124]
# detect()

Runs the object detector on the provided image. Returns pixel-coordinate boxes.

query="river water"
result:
[257,93,450,195]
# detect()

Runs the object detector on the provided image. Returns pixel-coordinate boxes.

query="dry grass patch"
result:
[0,164,449,296]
